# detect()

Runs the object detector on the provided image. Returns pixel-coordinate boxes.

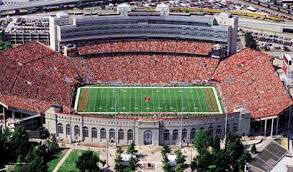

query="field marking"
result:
[74,88,81,110]
[75,86,223,114]
[152,88,155,112]
[200,89,209,112]
[140,88,142,113]
[212,87,223,114]
[191,89,200,112]
[99,88,103,112]
[94,89,97,112]
[174,89,179,112]
[78,111,223,115]
[134,88,136,112]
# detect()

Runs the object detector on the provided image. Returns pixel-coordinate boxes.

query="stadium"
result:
[0,3,292,146]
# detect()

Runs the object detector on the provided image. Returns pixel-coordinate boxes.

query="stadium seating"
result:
[213,48,293,119]
[0,41,291,120]
[77,40,213,56]
[0,42,78,112]
[71,54,219,84]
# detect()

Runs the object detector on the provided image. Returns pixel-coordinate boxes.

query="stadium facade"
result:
[49,3,238,56]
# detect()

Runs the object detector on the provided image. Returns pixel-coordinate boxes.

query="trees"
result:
[244,32,257,50]
[11,127,30,159]
[114,147,124,172]
[127,143,138,155]
[115,145,139,172]
[125,156,139,172]
[76,150,105,172]
[191,131,250,172]
[0,128,62,171]
[125,144,139,172]
[192,130,212,155]
[161,145,171,172]
[174,150,188,172]
[44,136,60,155]
[38,127,49,139]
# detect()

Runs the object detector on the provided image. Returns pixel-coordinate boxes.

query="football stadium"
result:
[0,3,292,146]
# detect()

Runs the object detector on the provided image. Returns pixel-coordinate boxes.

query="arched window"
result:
[190,128,196,140]
[100,128,106,140]
[216,126,221,136]
[118,129,124,141]
[164,129,170,141]
[66,124,71,135]
[109,129,115,142]
[83,127,88,137]
[233,123,238,132]
[208,126,213,137]
[173,129,178,140]
[74,125,80,136]
[57,123,63,134]
[127,129,133,141]
[92,127,97,138]
[182,129,187,140]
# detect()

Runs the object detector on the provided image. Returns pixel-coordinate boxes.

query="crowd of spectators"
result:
[0,42,292,119]
[71,54,219,84]
[212,48,293,119]
[77,40,213,56]
[0,42,78,113]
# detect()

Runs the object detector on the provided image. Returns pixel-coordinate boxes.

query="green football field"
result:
[75,86,223,115]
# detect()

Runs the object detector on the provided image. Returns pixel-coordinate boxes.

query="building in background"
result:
[49,3,238,56]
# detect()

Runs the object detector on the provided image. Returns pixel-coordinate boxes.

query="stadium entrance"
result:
[144,130,152,145]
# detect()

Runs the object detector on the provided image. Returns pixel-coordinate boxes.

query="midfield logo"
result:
[144,96,151,102]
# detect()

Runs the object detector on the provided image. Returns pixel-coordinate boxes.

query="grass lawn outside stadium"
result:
[74,86,224,116]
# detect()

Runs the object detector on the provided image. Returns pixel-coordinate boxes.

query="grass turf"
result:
[58,149,85,172]
[47,152,65,172]
[75,86,223,114]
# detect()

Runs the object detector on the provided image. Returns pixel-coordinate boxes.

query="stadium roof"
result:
[212,48,293,119]
[0,42,292,119]
[248,141,287,172]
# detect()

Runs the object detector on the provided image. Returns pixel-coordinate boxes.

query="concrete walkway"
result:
[52,148,72,172]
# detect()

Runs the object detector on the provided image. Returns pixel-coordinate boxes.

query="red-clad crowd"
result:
[0,42,78,113]
[77,40,213,56]
[71,54,219,84]
[212,49,293,119]
[0,42,292,119]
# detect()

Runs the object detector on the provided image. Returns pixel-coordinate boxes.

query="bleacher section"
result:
[77,40,213,56]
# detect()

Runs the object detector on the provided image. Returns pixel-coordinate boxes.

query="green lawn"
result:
[47,151,65,172]
[75,86,223,115]
[58,150,85,172]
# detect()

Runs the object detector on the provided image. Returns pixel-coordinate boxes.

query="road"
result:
[239,17,293,33]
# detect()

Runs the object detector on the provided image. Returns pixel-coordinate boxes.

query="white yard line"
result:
[212,87,223,114]
[192,89,202,112]
[52,148,73,172]
[74,88,81,111]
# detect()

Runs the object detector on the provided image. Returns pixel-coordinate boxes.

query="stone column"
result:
[264,119,267,137]
[12,111,15,120]
[80,116,84,142]
[276,117,279,135]
[3,106,6,129]
[270,118,274,137]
